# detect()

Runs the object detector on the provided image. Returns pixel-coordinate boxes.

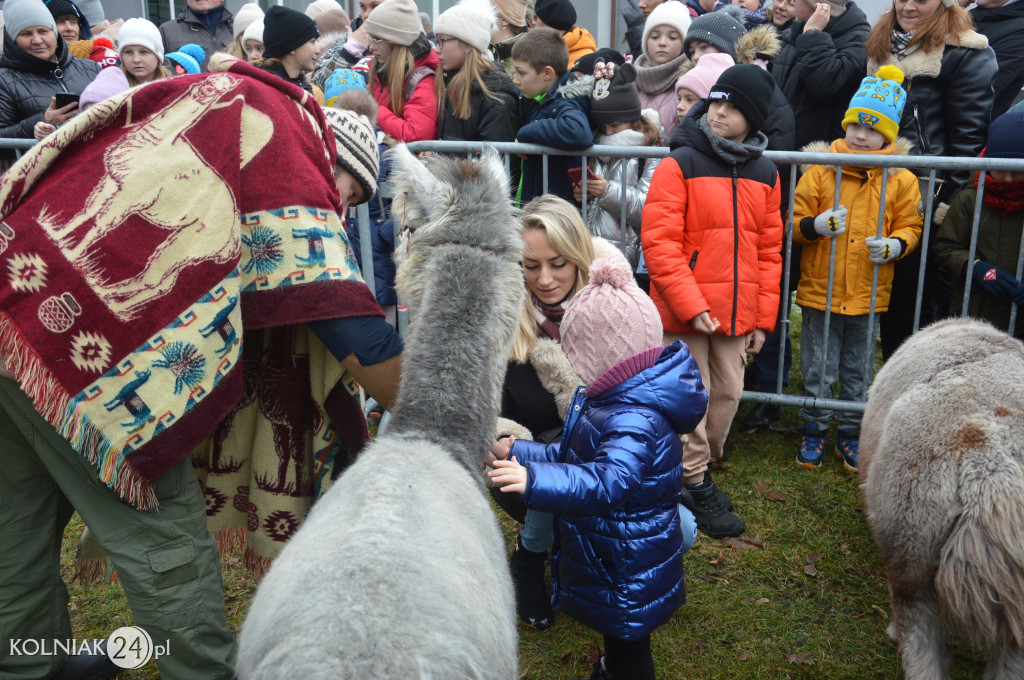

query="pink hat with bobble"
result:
[675,51,734,99]
[561,251,664,395]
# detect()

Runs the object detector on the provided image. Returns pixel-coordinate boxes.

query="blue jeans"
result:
[798,306,878,431]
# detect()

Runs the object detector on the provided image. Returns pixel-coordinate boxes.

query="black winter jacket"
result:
[437,65,520,143]
[771,1,869,150]
[0,33,100,139]
[868,30,998,204]
[972,1,1024,119]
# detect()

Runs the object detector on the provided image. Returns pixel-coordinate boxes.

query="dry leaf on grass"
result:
[840,544,851,555]
[786,654,815,665]
[738,652,750,661]
[722,534,765,550]
[754,480,786,502]
[803,553,821,577]
[871,604,889,619]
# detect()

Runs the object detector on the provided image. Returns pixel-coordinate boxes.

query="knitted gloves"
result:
[813,206,847,237]
[865,236,902,264]
[973,261,1020,300]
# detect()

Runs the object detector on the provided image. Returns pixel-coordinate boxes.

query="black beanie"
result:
[534,0,576,32]
[707,64,773,134]
[44,0,92,39]
[572,47,625,75]
[263,5,320,60]
[590,62,642,125]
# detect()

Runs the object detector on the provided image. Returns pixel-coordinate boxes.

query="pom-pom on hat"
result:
[675,51,734,99]
[493,0,528,28]
[683,9,745,61]
[435,0,497,54]
[233,2,264,40]
[707,63,774,134]
[590,62,642,125]
[642,1,692,59]
[118,18,164,60]
[364,0,422,47]
[165,48,201,74]
[534,0,576,31]
[841,65,907,144]
[4,0,56,40]
[321,106,380,205]
[79,64,129,108]
[561,251,664,394]
[984,110,1024,160]
[263,5,319,59]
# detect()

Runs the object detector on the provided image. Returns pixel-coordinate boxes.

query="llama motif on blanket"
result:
[860,318,1024,680]
[237,146,522,679]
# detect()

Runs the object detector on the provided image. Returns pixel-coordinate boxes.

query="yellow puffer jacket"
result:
[792,138,923,314]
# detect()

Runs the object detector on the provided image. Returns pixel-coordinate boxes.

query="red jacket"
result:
[372,49,440,143]
[641,116,783,336]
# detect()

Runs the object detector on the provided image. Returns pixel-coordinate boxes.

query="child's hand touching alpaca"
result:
[488,458,528,494]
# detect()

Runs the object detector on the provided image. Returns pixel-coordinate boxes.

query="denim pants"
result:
[798,307,878,431]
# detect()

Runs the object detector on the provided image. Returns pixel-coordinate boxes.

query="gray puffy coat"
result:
[0,33,100,139]
[582,125,660,269]
[159,5,234,69]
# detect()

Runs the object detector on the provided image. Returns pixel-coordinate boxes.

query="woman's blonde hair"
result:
[865,3,975,66]
[510,195,597,363]
[439,45,499,120]
[224,37,245,59]
[370,42,417,118]
[120,62,172,87]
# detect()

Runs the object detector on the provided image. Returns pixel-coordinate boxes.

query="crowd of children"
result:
[2,0,1022,678]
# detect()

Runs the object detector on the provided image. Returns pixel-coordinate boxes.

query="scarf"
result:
[533,297,569,341]
[698,114,769,165]
[890,28,914,57]
[0,56,379,580]
[975,171,1024,217]
[633,52,689,96]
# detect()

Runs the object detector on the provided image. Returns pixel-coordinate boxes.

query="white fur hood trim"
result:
[868,30,989,80]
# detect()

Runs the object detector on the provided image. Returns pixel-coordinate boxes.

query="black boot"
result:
[685,475,746,538]
[509,535,553,630]
[50,641,120,680]
[740,402,781,432]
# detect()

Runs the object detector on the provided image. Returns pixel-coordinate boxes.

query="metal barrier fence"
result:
[6,136,1024,414]
[408,140,1024,415]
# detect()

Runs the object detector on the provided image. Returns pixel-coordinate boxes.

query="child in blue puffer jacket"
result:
[489,251,708,680]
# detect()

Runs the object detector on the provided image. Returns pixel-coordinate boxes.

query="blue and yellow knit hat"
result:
[842,65,907,144]
[324,68,368,107]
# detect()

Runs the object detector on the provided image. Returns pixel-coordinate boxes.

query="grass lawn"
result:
[60,309,989,679]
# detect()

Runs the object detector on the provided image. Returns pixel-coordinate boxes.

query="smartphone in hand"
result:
[54,93,80,109]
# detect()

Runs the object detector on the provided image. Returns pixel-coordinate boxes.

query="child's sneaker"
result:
[797,426,827,469]
[835,429,859,471]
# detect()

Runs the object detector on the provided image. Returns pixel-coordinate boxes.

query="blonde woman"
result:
[434,0,518,143]
[364,0,438,142]
[495,195,598,631]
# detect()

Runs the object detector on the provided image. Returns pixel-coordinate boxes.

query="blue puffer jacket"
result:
[510,341,708,640]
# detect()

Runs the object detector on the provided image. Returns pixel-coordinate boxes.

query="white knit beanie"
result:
[4,0,55,39]
[242,19,264,46]
[233,3,264,40]
[642,1,692,58]
[118,18,164,61]
[364,0,422,47]
[435,0,497,55]
[305,0,345,20]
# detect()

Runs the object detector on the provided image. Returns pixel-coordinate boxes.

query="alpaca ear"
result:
[478,144,511,197]
[386,143,440,203]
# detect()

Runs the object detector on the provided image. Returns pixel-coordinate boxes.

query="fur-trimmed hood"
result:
[868,29,989,80]
[316,30,347,52]
[799,137,913,174]
[557,73,596,99]
[736,24,780,64]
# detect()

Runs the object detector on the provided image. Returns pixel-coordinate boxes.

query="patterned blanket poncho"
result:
[0,55,381,573]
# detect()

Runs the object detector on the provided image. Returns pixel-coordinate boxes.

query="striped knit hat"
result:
[321,107,379,204]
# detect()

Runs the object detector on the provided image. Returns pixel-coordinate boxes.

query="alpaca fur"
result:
[860,318,1024,680]
[236,146,523,679]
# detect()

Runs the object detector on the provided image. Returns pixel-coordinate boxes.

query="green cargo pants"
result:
[0,378,237,680]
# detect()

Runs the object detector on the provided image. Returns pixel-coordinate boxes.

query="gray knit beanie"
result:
[4,0,56,39]
[683,10,745,61]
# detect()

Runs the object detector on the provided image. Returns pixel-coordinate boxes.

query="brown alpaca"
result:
[860,318,1024,679]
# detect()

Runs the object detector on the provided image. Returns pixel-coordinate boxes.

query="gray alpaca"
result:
[860,318,1024,680]
[236,146,523,679]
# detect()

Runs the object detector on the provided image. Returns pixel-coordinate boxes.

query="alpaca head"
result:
[389,144,522,309]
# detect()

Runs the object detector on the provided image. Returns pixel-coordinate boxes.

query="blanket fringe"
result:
[0,313,73,424]
[214,526,247,555]
[243,546,273,580]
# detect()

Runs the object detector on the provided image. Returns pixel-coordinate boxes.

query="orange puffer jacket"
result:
[641,116,783,336]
